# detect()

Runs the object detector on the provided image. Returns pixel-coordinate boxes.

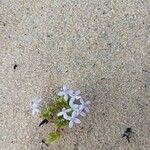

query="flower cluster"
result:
[31,97,41,115]
[57,85,90,128]
[31,85,90,143]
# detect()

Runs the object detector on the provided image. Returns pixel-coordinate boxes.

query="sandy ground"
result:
[0,0,150,150]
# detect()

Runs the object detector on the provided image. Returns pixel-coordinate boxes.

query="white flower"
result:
[31,97,41,115]
[58,85,70,101]
[69,90,81,106]
[57,108,72,119]
[65,111,81,128]
[79,98,90,113]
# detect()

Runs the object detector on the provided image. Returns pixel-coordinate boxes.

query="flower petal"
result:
[71,104,79,110]
[69,98,75,107]
[69,121,74,128]
[63,113,69,119]
[65,115,71,120]
[75,90,81,95]
[32,110,36,115]
[62,108,66,111]
[68,90,74,96]
[66,108,72,113]
[58,91,65,96]
[86,101,90,105]
[63,85,68,91]
[72,111,78,118]
[75,96,81,99]
[79,105,85,111]
[74,118,81,124]
[79,98,84,104]
[57,112,63,116]
[80,111,86,117]
[64,94,68,101]
[85,107,90,113]
[32,108,39,115]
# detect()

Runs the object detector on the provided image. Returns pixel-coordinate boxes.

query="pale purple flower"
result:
[69,90,81,106]
[79,98,90,113]
[31,97,41,115]
[70,103,86,117]
[78,105,87,117]
[58,85,70,101]
[65,111,81,128]
[57,108,72,119]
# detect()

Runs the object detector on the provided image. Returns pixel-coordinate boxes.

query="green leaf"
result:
[46,131,60,143]
[55,96,70,110]
[41,106,53,121]
[56,116,69,129]
[41,97,70,121]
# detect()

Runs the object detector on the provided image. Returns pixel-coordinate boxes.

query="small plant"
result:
[31,85,90,144]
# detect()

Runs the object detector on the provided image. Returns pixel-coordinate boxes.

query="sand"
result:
[0,0,150,150]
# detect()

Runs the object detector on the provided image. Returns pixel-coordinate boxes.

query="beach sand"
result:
[0,0,150,149]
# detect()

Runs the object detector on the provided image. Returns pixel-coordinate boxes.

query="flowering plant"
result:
[31,85,90,144]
